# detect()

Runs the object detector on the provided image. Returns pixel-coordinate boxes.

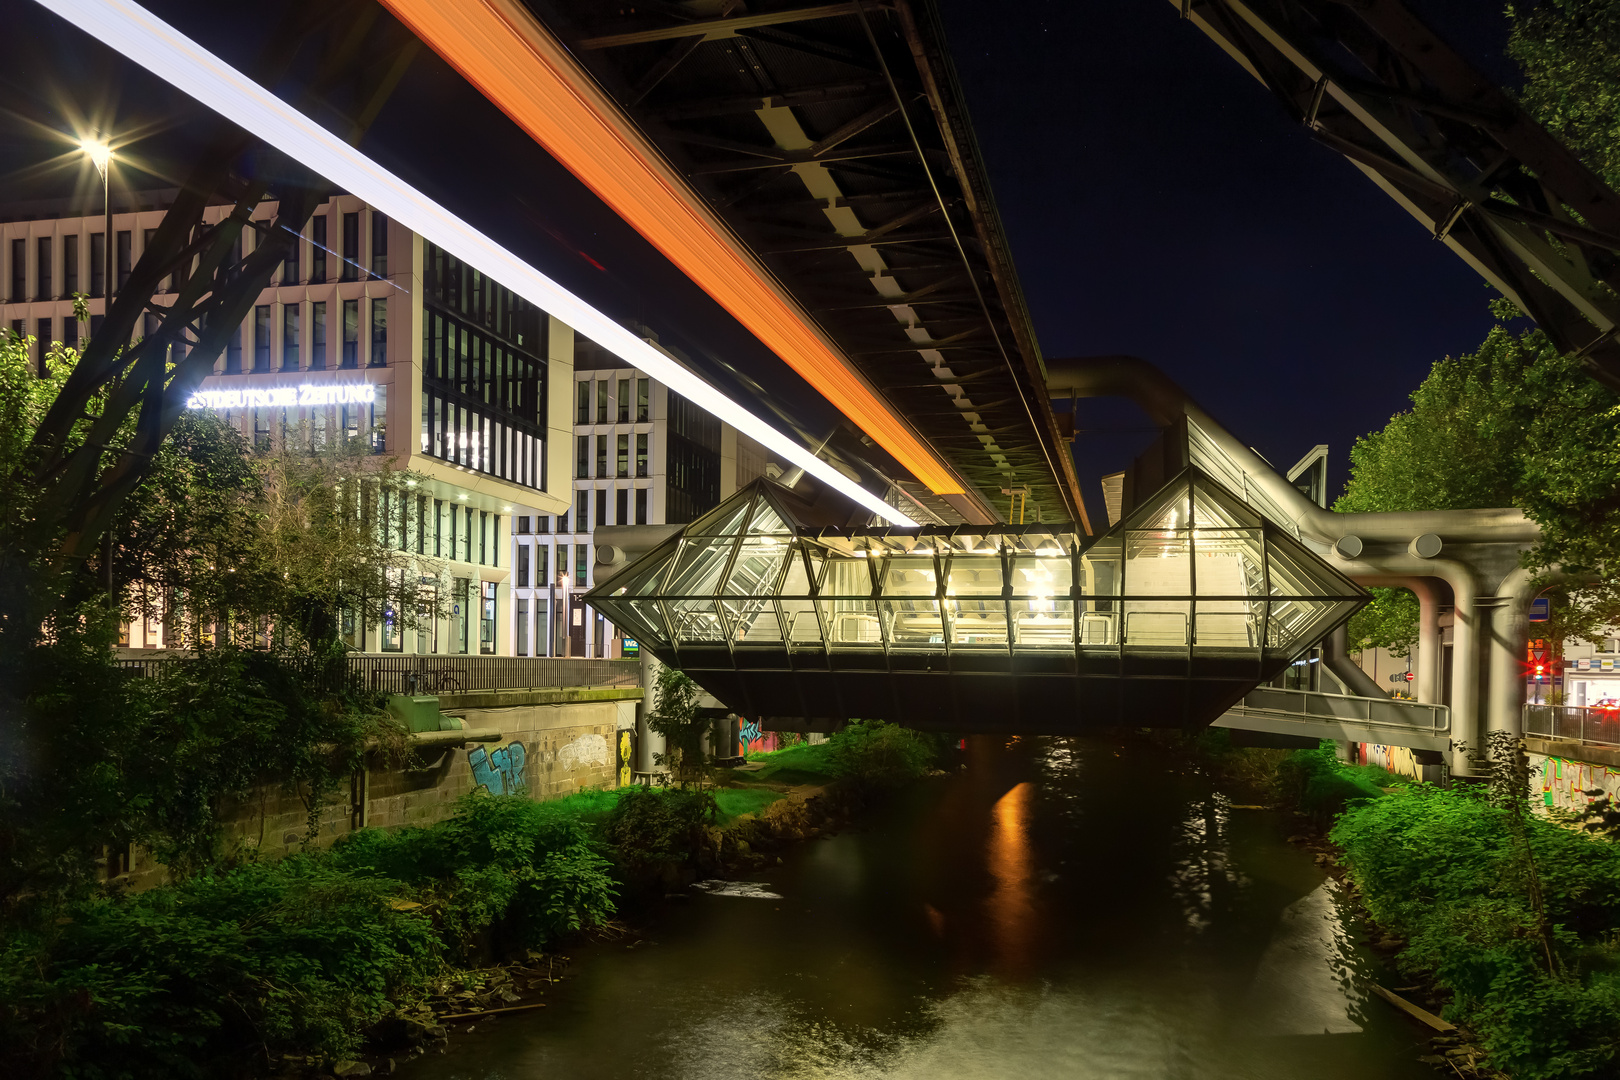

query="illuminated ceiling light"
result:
[371,0,962,499]
[44,0,917,529]
[458,494,468,500]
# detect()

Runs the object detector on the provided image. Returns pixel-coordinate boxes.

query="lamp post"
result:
[79,136,114,308]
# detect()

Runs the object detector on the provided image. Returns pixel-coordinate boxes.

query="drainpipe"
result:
[1354,576,1443,705]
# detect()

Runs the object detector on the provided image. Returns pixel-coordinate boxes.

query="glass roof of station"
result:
[589,469,1365,664]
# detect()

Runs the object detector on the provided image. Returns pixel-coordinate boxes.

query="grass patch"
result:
[742,741,839,786]
[713,788,785,822]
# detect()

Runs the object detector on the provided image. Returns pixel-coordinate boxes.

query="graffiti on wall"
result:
[1535,753,1620,811]
[468,741,527,796]
[618,729,633,787]
[1360,743,1422,781]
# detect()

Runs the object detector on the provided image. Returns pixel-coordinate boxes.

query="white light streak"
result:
[43,0,915,526]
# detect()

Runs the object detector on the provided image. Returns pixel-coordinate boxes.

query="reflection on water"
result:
[398,736,1431,1080]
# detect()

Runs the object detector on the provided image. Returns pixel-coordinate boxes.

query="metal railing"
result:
[1525,704,1620,748]
[1232,686,1450,735]
[115,654,640,696]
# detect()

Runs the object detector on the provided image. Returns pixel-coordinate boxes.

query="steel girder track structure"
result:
[1172,0,1620,390]
[521,0,1089,529]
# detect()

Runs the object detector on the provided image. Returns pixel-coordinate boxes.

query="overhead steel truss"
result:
[525,0,1090,529]
[1173,0,1620,389]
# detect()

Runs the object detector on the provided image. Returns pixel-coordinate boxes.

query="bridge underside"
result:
[590,469,1366,732]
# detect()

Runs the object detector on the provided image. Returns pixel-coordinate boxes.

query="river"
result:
[396,734,1434,1080]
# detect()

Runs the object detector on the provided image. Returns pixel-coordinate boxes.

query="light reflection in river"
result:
[986,782,1036,978]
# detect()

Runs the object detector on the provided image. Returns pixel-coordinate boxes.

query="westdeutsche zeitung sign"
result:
[186,383,377,409]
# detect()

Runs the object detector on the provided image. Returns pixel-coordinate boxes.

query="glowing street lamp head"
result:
[79,136,112,177]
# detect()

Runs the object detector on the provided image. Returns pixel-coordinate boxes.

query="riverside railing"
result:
[114,654,641,695]
[1525,704,1620,748]
[1231,686,1451,735]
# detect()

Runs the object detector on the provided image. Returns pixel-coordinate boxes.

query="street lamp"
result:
[79,136,114,308]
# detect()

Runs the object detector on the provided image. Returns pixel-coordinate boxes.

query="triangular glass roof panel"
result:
[686,489,755,537]
[745,490,795,535]
[663,537,738,597]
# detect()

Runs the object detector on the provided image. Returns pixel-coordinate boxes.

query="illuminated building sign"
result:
[186,383,377,409]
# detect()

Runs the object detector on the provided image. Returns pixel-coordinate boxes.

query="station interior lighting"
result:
[374,0,964,498]
[42,0,918,527]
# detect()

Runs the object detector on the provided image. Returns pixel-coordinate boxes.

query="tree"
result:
[646,666,711,787]
[1508,0,1620,191]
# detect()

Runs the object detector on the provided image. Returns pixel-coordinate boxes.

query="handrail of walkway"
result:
[114,654,640,695]
[1230,686,1450,735]
[1525,704,1620,748]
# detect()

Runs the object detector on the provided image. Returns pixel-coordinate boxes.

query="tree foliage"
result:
[1508,0,1620,191]
[646,665,711,786]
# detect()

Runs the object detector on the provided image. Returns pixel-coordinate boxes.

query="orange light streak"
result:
[376,0,963,496]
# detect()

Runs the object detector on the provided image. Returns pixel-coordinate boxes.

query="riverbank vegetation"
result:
[0,719,944,1078]
[1244,742,1620,1079]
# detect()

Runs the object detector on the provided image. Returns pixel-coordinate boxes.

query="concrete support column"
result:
[1355,576,1443,704]
[635,650,666,777]
[1485,566,1573,744]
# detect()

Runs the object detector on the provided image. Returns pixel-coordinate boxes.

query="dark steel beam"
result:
[580,3,873,48]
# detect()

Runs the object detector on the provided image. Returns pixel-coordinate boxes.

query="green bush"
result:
[1275,742,1390,822]
[1333,785,1620,1078]
[0,791,618,1079]
[826,720,935,792]
[602,786,717,883]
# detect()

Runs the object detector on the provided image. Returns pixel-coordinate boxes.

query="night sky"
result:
[0,0,1524,511]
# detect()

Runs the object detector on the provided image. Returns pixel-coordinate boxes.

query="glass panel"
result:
[727,597,784,643]
[687,493,754,537]
[666,598,727,643]
[1192,528,1264,649]
[1130,478,1192,531]
[622,597,671,646]
[1010,555,1072,648]
[724,539,789,596]
[1191,475,1263,530]
[1079,536,1122,645]
[820,555,873,598]
[819,597,882,645]
[746,495,793,535]
[663,538,738,597]
[945,555,1006,646]
[880,556,943,647]
[778,553,820,645]
[1124,530,1189,646]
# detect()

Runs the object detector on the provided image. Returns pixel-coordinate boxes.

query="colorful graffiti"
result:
[468,741,527,795]
[1359,743,1422,781]
[617,729,633,787]
[1534,753,1620,811]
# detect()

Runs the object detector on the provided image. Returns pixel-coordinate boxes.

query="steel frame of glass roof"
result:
[589,470,1367,731]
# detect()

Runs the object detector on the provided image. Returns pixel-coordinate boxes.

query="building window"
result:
[341,298,359,368]
[637,377,649,421]
[576,490,589,530]
[636,432,648,478]
[576,435,589,479]
[36,318,51,377]
[617,377,629,422]
[341,211,359,280]
[282,303,300,370]
[517,543,530,587]
[557,506,569,533]
[253,408,271,450]
[62,235,78,297]
[115,231,132,292]
[575,544,588,587]
[479,511,488,566]
[369,297,387,366]
[636,487,648,525]
[596,488,607,528]
[433,499,443,557]
[371,210,388,278]
[596,434,608,478]
[62,314,78,353]
[536,515,550,534]
[420,243,547,491]
[89,233,105,298]
[311,301,327,369]
[282,226,300,285]
[516,597,529,656]
[311,214,328,283]
[536,544,550,587]
[577,380,589,423]
[224,321,242,374]
[253,305,272,372]
[452,577,470,654]
[8,239,23,303]
[518,516,531,535]
[480,581,497,654]
[417,496,427,555]
[557,543,568,587]
[616,487,627,526]
[664,389,722,524]
[35,237,52,302]
[380,598,403,652]
[596,379,608,424]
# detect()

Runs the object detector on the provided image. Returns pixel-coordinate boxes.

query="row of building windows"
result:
[372,490,505,568]
[575,432,649,479]
[513,540,590,588]
[577,375,650,424]
[222,396,388,455]
[5,208,388,305]
[219,297,386,374]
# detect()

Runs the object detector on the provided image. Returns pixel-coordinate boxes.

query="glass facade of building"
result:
[420,241,547,490]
